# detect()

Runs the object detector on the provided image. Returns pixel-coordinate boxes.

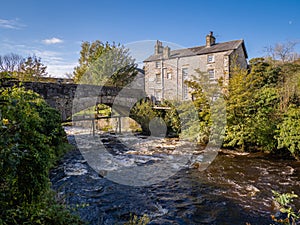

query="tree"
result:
[276,106,300,160]
[129,98,160,135]
[265,41,299,63]
[278,62,300,111]
[0,53,23,73]
[0,53,24,79]
[183,69,226,145]
[224,58,281,151]
[73,41,137,87]
[18,55,48,81]
[0,84,83,224]
[0,54,48,81]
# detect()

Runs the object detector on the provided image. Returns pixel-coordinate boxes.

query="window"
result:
[167,72,172,79]
[182,68,188,99]
[156,73,161,83]
[154,89,162,100]
[183,84,188,100]
[208,69,215,80]
[182,68,188,80]
[155,61,160,68]
[207,55,214,63]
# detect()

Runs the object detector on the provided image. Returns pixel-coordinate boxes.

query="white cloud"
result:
[0,18,25,29]
[42,37,63,45]
[29,49,76,77]
[46,63,77,78]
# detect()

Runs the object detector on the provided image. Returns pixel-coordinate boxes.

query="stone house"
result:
[143,32,248,101]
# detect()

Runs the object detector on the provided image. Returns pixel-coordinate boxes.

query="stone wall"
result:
[2,81,145,121]
[144,49,238,101]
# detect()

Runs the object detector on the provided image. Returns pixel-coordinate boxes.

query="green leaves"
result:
[276,106,300,160]
[272,190,300,225]
[0,85,81,224]
[74,41,137,87]
[130,99,159,135]
[224,58,281,152]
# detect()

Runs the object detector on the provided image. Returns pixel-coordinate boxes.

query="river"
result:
[50,128,300,225]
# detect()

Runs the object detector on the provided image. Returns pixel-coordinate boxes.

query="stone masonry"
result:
[143,32,248,101]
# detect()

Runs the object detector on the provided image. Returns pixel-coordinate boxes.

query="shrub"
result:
[0,85,83,224]
[276,106,300,160]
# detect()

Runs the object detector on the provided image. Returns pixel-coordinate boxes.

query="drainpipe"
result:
[161,60,164,100]
[176,57,179,100]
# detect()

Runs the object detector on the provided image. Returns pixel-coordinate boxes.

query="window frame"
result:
[208,69,215,80]
[207,55,214,63]
[156,73,161,83]
[167,72,172,79]
[182,68,189,99]
[182,68,188,79]
[155,61,161,68]
[154,89,162,100]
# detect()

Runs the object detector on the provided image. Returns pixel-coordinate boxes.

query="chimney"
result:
[155,40,163,54]
[163,46,170,59]
[206,31,216,47]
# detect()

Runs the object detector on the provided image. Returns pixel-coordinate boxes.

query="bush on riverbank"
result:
[276,106,300,160]
[159,58,300,160]
[0,85,84,224]
[223,58,300,159]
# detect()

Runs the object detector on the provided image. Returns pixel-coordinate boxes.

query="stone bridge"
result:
[3,80,146,121]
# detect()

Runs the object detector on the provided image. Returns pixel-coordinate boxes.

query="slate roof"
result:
[144,40,248,62]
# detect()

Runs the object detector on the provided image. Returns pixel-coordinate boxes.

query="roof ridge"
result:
[143,39,246,62]
[184,39,243,51]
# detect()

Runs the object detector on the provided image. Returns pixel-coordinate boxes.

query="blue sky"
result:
[0,0,299,77]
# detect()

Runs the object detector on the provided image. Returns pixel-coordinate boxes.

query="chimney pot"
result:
[163,46,170,59]
[155,40,163,54]
[206,31,216,47]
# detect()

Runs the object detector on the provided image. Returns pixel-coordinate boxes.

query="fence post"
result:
[92,118,95,136]
[118,116,121,133]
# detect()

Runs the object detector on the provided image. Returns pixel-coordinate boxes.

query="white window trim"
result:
[154,89,162,100]
[156,73,161,83]
[167,72,172,79]
[208,69,215,80]
[155,61,161,68]
[182,68,188,80]
[207,55,215,63]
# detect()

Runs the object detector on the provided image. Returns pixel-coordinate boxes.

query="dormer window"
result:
[207,55,214,63]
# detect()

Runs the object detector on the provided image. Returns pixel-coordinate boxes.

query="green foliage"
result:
[18,55,48,81]
[74,104,111,117]
[184,72,211,143]
[130,99,160,135]
[271,190,300,225]
[184,70,226,145]
[0,85,83,224]
[276,106,300,160]
[222,57,300,159]
[130,99,199,138]
[95,103,111,116]
[124,214,150,225]
[1,190,84,225]
[73,41,137,87]
[279,62,300,110]
[161,101,181,136]
[224,58,281,151]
